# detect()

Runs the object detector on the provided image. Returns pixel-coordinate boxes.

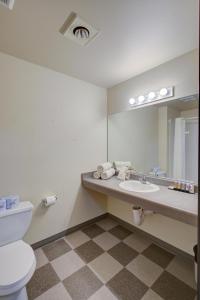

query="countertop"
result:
[82,172,198,226]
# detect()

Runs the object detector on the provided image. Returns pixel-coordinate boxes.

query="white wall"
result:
[108,49,199,114]
[181,109,198,118]
[108,106,158,173]
[0,52,107,244]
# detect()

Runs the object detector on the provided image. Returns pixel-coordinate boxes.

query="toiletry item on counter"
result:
[186,182,190,192]
[101,168,115,180]
[93,171,101,179]
[97,162,113,173]
[168,185,175,190]
[149,167,166,177]
[169,181,195,194]
[189,182,195,194]
[113,161,132,171]
[0,195,20,210]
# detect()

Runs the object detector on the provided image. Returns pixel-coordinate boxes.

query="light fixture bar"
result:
[129,86,174,107]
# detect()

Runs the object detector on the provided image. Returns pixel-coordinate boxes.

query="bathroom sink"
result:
[119,180,160,193]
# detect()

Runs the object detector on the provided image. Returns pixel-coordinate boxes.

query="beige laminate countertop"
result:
[82,172,198,226]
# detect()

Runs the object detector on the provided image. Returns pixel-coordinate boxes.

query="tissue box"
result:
[0,198,6,212]
[3,195,20,209]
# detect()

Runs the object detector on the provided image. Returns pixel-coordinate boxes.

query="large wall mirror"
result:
[108,95,198,184]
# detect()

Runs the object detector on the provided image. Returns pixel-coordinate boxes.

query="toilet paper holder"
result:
[41,196,57,207]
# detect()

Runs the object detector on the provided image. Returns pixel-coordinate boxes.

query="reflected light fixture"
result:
[159,88,168,96]
[148,91,156,101]
[138,95,145,104]
[129,98,136,105]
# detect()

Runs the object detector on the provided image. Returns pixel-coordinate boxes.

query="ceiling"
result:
[0,0,198,87]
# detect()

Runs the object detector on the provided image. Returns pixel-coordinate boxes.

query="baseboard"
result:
[32,212,193,261]
[108,213,193,261]
[31,213,108,249]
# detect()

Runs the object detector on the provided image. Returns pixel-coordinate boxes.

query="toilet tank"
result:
[0,201,33,247]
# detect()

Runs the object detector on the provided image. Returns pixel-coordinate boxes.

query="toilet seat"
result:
[0,240,36,296]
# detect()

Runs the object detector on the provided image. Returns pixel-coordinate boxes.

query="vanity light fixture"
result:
[128,86,174,108]
[129,98,136,105]
[138,95,145,104]
[148,91,156,101]
[159,88,168,96]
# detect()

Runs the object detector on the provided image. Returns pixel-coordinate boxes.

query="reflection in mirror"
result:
[108,95,198,184]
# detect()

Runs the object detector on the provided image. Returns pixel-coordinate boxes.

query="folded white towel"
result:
[113,161,132,170]
[117,166,128,181]
[101,168,115,180]
[93,171,101,179]
[97,162,113,173]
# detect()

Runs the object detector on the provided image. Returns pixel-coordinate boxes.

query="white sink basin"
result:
[119,180,160,193]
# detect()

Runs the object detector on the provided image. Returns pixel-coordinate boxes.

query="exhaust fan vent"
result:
[0,0,15,9]
[60,13,99,46]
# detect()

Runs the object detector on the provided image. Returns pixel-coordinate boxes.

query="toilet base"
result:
[0,287,27,300]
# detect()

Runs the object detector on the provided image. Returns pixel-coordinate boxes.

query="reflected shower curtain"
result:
[173,118,185,179]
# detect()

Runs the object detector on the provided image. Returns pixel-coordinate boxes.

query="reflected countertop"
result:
[82,172,198,226]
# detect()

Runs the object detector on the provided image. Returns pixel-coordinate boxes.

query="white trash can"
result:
[132,206,144,225]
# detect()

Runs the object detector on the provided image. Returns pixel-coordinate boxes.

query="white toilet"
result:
[0,202,36,300]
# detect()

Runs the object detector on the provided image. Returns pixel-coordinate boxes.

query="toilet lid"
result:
[0,240,35,288]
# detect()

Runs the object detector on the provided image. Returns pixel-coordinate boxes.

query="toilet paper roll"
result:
[42,196,57,207]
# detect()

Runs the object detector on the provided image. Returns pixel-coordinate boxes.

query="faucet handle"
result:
[139,174,147,184]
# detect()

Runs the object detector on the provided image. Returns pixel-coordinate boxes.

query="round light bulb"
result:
[160,88,168,97]
[129,98,136,105]
[148,91,156,101]
[138,95,145,104]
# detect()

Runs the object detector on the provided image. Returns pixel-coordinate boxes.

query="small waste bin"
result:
[193,244,197,284]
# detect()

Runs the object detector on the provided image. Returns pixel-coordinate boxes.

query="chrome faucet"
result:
[140,174,147,184]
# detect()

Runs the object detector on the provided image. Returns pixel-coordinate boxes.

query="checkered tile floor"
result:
[28,217,197,300]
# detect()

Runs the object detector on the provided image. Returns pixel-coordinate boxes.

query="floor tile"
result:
[109,225,132,240]
[88,286,117,300]
[108,242,138,266]
[82,224,105,238]
[75,240,104,263]
[51,250,85,280]
[127,254,163,287]
[166,255,196,289]
[96,218,118,231]
[34,283,72,300]
[152,271,196,300]
[107,268,148,300]
[42,239,71,261]
[142,244,174,268]
[93,232,120,251]
[34,248,48,269]
[141,289,164,300]
[27,263,60,300]
[63,266,103,300]
[124,233,152,253]
[65,230,90,249]
[89,252,123,283]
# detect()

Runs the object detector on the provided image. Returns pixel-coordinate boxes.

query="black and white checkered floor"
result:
[28,217,197,300]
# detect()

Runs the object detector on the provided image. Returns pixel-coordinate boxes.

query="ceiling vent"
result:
[0,0,15,9]
[60,13,100,46]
